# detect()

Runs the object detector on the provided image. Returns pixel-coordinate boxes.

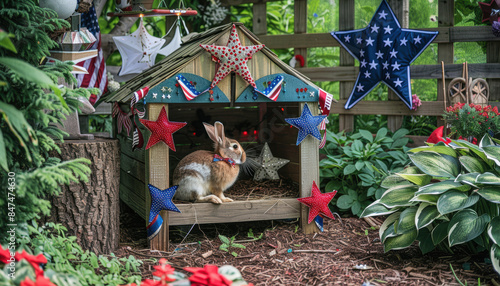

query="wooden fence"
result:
[221,0,500,133]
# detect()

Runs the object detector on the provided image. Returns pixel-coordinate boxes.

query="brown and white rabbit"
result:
[172,122,246,204]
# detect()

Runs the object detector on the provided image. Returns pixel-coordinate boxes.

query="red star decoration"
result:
[139,106,186,151]
[479,0,500,23]
[297,181,337,224]
[200,24,264,90]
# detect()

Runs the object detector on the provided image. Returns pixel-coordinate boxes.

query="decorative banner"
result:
[139,106,187,151]
[479,0,500,23]
[297,181,337,225]
[331,0,438,110]
[314,216,324,232]
[200,24,264,90]
[285,103,327,146]
[176,74,204,101]
[318,88,334,149]
[112,102,132,136]
[131,122,144,151]
[251,142,289,181]
[131,86,149,107]
[146,184,180,240]
[254,75,284,101]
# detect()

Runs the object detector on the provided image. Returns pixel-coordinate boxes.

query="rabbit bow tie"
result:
[213,154,236,167]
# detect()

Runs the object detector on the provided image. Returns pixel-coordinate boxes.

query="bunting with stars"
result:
[331,0,438,110]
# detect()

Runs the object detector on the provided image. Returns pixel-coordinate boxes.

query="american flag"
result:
[76,1,107,105]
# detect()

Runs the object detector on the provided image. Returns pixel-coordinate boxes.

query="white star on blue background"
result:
[285,103,326,146]
[331,0,438,110]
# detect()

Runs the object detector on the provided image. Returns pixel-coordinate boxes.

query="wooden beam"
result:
[147,104,170,251]
[338,0,355,133]
[437,0,454,129]
[299,102,320,234]
[168,199,300,225]
[252,2,267,35]
[220,0,278,6]
[332,100,444,116]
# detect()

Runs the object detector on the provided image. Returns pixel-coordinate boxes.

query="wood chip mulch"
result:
[118,202,499,286]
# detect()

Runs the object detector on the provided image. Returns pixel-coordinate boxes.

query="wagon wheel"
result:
[448,77,468,105]
[470,78,489,107]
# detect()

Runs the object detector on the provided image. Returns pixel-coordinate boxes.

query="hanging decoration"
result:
[108,0,197,17]
[146,184,180,240]
[157,18,183,57]
[112,102,132,136]
[318,89,334,149]
[297,181,337,231]
[288,54,305,68]
[285,103,327,146]
[479,0,500,23]
[331,0,438,110]
[139,106,186,151]
[250,143,289,181]
[113,18,165,76]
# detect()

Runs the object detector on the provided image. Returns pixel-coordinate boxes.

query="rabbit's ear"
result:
[214,121,228,147]
[203,122,218,143]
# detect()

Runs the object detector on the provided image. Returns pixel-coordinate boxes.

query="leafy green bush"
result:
[320,128,411,216]
[361,136,500,275]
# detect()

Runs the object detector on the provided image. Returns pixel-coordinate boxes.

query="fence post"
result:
[487,43,500,101]
[438,0,454,128]
[338,0,355,133]
[294,0,307,67]
[253,2,267,36]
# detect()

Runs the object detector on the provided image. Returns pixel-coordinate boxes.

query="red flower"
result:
[140,279,161,286]
[0,245,12,264]
[185,265,232,286]
[15,251,47,277]
[152,259,175,282]
[20,276,56,286]
[493,106,499,115]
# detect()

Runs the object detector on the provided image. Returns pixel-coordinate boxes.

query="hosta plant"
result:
[361,135,500,275]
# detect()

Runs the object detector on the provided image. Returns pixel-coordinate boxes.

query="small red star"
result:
[297,181,337,224]
[139,106,186,151]
[200,24,264,89]
[479,0,500,23]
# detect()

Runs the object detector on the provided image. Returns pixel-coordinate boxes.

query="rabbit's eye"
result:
[232,144,238,149]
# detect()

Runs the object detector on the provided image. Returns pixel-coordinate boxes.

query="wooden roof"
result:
[103,22,326,103]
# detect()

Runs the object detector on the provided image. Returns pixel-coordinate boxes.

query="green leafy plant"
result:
[218,235,246,257]
[361,135,500,275]
[320,128,411,216]
[247,229,264,241]
[444,103,500,140]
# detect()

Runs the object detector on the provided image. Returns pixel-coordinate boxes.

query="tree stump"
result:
[50,138,120,254]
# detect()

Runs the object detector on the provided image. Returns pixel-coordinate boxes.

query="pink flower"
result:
[411,94,422,111]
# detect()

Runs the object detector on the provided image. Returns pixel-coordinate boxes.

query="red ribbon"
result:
[112,102,132,136]
[185,265,233,286]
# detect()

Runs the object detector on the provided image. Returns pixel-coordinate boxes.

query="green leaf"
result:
[381,175,409,189]
[374,128,388,142]
[231,252,238,257]
[476,172,500,185]
[0,129,7,171]
[360,201,398,217]
[359,129,373,143]
[452,139,489,162]
[479,134,496,148]
[416,203,440,229]
[355,160,365,171]
[455,173,480,187]
[416,180,469,196]
[431,222,450,245]
[459,156,486,173]
[408,152,460,178]
[488,216,500,245]
[396,173,432,186]
[379,185,418,208]
[483,146,500,167]
[476,186,500,204]
[344,164,356,175]
[0,30,16,52]
[231,243,246,249]
[395,207,417,234]
[417,227,435,255]
[392,128,409,140]
[448,209,490,246]
[409,145,457,158]
[410,194,439,204]
[351,201,362,216]
[218,235,230,245]
[336,195,354,209]
[384,229,418,252]
[437,191,480,215]
[492,244,500,275]
[379,212,401,241]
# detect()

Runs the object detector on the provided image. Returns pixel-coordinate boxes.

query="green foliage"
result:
[320,128,411,216]
[361,136,500,275]
[218,234,246,257]
[247,229,264,241]
[0,0,92,243]
[24,222,144,286]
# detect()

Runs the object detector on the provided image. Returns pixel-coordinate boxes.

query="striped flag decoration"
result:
[112,102,132,136]
[76,1,107,105]
[255,75,284,101]
[318,89,333,149]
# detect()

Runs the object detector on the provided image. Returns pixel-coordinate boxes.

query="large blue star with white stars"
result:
[147,184,180,239]
[331,0,438,110]
[285,103,326,145]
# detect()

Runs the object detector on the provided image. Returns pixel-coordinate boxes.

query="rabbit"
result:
[172,121,246,204]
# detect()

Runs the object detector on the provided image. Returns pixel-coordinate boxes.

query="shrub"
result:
[320,128,411,216]
[444,103,500,140]
[361,135,500,275]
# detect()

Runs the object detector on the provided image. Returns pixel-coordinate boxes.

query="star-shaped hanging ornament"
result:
[113,18,165,76]
[479,0,500,23]
[146,184,180,240]
[297,181,337,224]
[285,103,326,145]
[139,106,186,151]
[331,0,438,110]
[251,143,289,181]
[201,24,264,90]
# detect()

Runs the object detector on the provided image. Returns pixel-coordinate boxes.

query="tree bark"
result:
[49,138,120,255]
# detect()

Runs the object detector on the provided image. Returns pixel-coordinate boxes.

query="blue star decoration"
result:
[147,184,181,240]
[331,0,438,110]
[285,103,326,145]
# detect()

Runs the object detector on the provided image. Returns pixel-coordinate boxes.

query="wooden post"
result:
[438,0,454,128]
[299,102,320,234]
[148,103,170,251]
[252,2,267,35]
[294,0,307,66]
[387,0,409,132]
[338,0,355,133]
[487,42,500,101]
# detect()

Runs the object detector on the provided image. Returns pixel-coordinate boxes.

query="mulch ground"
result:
[117,179,499,286]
